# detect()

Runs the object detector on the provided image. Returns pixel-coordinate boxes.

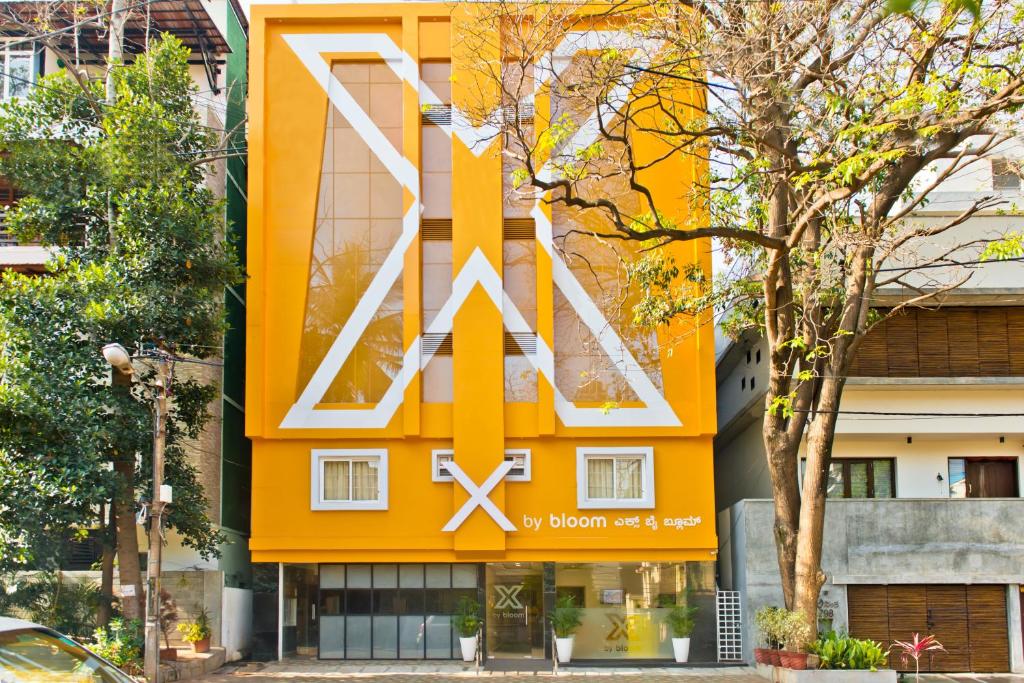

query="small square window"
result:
[431,449,531,482]
[576,447,655,509]
[311,449,388,510]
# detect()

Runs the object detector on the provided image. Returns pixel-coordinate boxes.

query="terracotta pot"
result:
[753,648,768,664]
[192,637,210,654]
[767,648,782,666]
[159,647,177,661]
[780,651,809,670]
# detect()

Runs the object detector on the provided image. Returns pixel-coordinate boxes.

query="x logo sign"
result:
[606,614,632,642]
[494,585,524,609]
[441,460,517,532]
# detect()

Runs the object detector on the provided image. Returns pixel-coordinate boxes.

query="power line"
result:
[794,409,1024,417]
[877,256,1024,272]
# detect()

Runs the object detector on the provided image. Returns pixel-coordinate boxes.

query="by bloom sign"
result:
[520,513,703,531]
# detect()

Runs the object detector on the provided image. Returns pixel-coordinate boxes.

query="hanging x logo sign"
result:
[441,460,517,532]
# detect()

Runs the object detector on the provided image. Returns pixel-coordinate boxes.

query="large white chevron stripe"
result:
[278,31,681,430]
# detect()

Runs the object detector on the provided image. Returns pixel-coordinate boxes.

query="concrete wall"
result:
[716,419,772,511]
[221,586,252,661]
[721,499,1024,664]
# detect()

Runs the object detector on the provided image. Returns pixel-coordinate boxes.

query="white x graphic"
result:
[441,460,517,532]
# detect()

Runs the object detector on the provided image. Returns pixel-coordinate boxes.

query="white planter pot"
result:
[555,636,574,663]
[672,637,691,663]
[458,636,477,662]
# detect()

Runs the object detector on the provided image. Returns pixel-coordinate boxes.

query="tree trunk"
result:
[763,415,801,609]
[97,503,116,627]
[113,459,144,620]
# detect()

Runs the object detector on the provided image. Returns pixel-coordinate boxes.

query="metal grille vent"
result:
[716,590,743,662]
[421,332,453,356]
[502,218,535,240]
[504,331,536,356]
[421,218,453,240]
[421,103,452,127]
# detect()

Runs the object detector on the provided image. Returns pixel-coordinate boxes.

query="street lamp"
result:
[102,343,170,683]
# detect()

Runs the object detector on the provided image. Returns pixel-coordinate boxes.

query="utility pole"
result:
[143,355,170,683]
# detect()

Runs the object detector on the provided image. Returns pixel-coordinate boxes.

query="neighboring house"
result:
[0,0,252,661]
[245,3,725,665]
[715,144,1024,672]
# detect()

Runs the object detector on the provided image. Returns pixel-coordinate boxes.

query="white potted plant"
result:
[452,596,481,662]
[666,605,698,663]
[548,594,583,663]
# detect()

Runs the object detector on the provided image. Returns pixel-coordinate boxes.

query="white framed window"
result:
[576,447,655,509]
[0,41,34,100]
[311,449,388,510]
[431,449,531,482]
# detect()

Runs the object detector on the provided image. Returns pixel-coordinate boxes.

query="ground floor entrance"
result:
[848,584,1011,673]
[252,561,719,663]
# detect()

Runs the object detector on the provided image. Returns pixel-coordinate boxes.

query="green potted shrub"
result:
[778,610,811,670]
[753,606,784,665]
[177,608,212,653]
[452,596,481,662]
[548,594,583,663]
[666,605,698,663]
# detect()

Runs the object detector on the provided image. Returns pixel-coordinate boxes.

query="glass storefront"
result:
[318,563,480,659]
[264,561,717,662]
[555,562,717,661]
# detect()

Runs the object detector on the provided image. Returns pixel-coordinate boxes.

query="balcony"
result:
[719,497,1024,589]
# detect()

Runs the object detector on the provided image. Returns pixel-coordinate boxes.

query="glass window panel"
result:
[949,458,967,498]
[849,462,868,498]
[873,460,894,498]
[399,615,425,659]
[372,616,398,658]
[826,463,845,499]
[452,564,477,588]
[351,460,379,501]
[345,616,371,659]
[422,241,453,330]
[504,355,537,403]
[425,564,450,588]
[425,615,452,658]
[319,590,344,616]
[422,355,453,403]
[8,55,31,99]
[424,589,452,614]
[587,458,614,499]
[397,589,425,614]
[400,564,425,588]
[374,589,398,614]
[322,460,350,501]
[347,565,372,588]
[374,564,398,588]
[321,565,345,589]
[615,457,643,499]
[346,589,372,614]
[319,616,345,658]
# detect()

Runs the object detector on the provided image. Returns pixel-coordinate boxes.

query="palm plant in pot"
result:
[452,596,481,662]
[666,605,698,663]
[548,594,583,663]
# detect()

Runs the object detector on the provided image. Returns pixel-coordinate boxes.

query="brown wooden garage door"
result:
[848,585,1009,673]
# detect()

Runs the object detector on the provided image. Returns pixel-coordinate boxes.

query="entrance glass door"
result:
[485,563,545,659]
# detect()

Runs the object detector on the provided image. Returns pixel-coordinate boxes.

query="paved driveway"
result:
[195,661,764,682]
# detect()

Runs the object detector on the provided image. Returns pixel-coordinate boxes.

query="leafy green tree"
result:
[0,36,241,619]
[462,0,1024,634]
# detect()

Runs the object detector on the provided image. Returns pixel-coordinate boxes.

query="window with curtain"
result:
[312,450,388,510]
[578,448,655,509]
[801,458,895,499]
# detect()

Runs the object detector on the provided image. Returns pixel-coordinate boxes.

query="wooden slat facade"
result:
[848,584,1010,673]
[848,307,1024,378]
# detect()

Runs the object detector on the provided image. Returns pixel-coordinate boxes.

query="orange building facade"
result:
[247,2,719,663]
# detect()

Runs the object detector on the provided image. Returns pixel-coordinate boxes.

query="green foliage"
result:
[91,618,144,674]
[548,594,583,638]
[754,606,786,647]
[0,572,101,638]
[0,36,242,570]
[982,231,1024,260]
[176,607,211,643]
[665,604,698,638]
[451,596,481,637]
[779,609,812,651]
[809,630,890,671]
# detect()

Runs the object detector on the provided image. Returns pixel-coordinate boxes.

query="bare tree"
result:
[456,0,1024,632]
